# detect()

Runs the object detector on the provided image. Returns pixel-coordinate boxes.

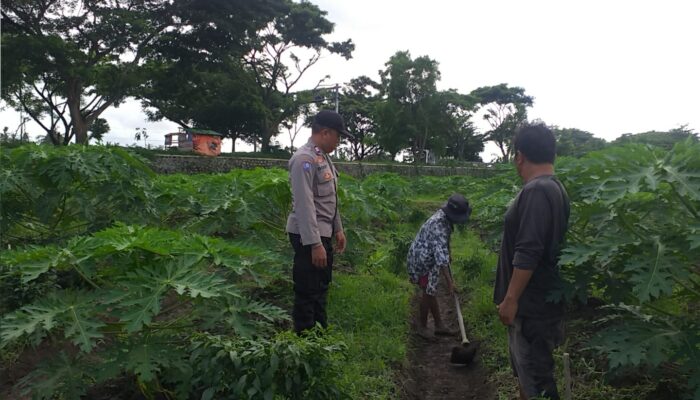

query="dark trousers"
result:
[508,316,565,400]
[289,233,333,333]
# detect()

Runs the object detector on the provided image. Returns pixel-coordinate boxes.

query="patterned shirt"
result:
[407,209,452,295]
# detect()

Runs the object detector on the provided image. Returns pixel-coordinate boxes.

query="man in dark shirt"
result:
[494,122,570,400]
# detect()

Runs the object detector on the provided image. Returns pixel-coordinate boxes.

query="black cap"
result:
[314,110,354,140]
[442,193,472,224]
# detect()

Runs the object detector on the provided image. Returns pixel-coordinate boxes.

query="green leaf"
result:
[17,352,93,400]
[116,260,236,332]
[202,387,216,400]
[1,291,104,352]
[124,342,167,382]
[593,305,681,369]
[1,301,62,344]
[624,239,681,302]
[118,285,165,333]
[689,224,700,250]
[171,269,231,299]
[663,165,700,202]
[63,304,105,352]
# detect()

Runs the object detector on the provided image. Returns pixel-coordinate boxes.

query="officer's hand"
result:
[311,244,327,268]
[335,231,346,254]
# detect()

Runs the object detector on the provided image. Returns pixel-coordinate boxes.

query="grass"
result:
[449,227,518,399]
[328,269,412,399]
[324,215,420,399]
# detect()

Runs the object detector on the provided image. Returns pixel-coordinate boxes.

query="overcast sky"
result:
[2,0,698,160]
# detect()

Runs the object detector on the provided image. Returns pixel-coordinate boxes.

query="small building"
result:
[165,128,223,156]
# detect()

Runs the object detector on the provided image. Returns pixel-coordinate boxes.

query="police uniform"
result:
[286,138,342,333]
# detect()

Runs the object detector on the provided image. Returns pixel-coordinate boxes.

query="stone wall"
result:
[149,154,497,178]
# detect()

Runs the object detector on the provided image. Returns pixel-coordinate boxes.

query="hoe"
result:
[449,291,478,366]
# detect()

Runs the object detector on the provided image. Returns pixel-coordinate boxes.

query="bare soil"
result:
[401,282,497,400]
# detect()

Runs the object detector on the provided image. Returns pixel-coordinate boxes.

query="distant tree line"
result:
[2,1,697,161]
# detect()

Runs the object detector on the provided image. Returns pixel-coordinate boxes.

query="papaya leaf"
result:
[17,352,94,400]
[1,290,104,352]
[624,239,683,302]
[690,225,700,250]
[171,268,234,299]
[124,340,182,382]
[118,274,167,333]
[1,300,62,345]
[2,245,60,283]
[662,165,700,202]
[592,304,681,369]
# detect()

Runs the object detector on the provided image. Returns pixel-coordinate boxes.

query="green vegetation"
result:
[1,140,698,399]
[329,271,411,398]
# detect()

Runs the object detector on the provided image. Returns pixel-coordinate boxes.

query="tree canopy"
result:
[2,0,211,144]
[1,0,349,150]
[470,83,534,162]
[373,51,481,162]
[612,125,698,150]
[553,127,607,158]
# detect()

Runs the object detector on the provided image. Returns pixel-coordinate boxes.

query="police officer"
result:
[286,110,352,333]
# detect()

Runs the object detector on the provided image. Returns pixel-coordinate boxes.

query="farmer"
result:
[494,122,570,400]
[286,110,353,334]
[407,193,472,339]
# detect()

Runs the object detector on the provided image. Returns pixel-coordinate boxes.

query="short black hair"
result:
[513,121,556,164]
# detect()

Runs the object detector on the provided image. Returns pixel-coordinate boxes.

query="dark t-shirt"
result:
[493,175,570,318]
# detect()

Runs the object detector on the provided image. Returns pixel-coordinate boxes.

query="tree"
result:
[141,61,267,152]
[375,51,441,160]
[440,91,483,161]
[471,84,534,162]
[612,125,698,150]
[88,118,110,143]
[341,77,384,161]
[552,127,607,157]
[374,100,409,159]
[375,51,481,162]
[2,1,170,144]
[243,0,354,152]
[138,1,295,152]
[1,0,280,145]
[312,76,383,160]
[281,104,311,153]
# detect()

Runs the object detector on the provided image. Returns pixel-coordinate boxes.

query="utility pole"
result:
[334,84,339,113]
[314,83,340,113]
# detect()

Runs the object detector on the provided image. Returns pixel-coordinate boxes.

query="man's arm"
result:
[443,263,457,294]
[333,210,346,253]
[498,268,533,325]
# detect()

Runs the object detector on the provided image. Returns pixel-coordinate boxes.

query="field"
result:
[1,141,699,399]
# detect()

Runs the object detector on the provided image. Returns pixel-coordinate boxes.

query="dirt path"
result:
[402,281,497,400]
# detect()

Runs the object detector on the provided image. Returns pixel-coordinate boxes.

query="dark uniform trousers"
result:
[289,233,333,333]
